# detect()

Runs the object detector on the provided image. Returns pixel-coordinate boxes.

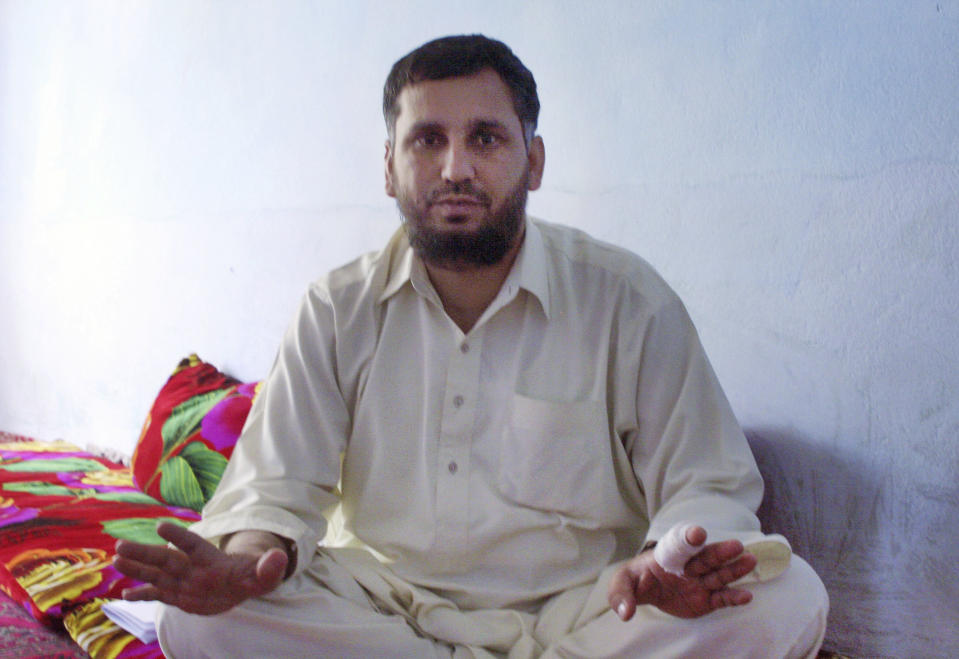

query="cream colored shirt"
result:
[193,217,769,610]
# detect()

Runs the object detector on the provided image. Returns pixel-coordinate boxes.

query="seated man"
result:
[115,34,828,658]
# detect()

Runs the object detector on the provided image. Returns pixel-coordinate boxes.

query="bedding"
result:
[0,432,200,658]
[0,355,254,658]
[0,588,86,658]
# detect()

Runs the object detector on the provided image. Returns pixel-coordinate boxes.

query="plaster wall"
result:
[1,2,957,655]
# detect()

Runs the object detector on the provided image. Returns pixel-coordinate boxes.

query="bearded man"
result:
[115,34,828,658]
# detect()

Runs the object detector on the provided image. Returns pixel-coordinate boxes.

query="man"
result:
[115,35,828,657]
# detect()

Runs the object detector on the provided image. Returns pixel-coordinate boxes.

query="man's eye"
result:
[475,133,498,146]
[415,134,442,148]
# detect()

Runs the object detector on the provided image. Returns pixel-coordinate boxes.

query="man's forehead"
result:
[394,69,521,132]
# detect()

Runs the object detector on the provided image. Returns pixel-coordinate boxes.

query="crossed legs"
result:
[157,553,827,659]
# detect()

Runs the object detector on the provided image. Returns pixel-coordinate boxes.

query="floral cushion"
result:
[131,355,259,512]
[0,437,201,658]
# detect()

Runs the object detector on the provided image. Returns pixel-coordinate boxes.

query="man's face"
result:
[385,68,545,270]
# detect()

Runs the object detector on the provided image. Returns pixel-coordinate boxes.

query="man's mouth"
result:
[430,195,485,208]
[428,196,488,224]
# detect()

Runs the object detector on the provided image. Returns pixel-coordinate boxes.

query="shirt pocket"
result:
[498,394,611,518]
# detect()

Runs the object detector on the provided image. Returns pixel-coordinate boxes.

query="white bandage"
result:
[653,522,700,576]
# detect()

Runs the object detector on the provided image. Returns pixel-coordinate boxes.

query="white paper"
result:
[102,599,159,644]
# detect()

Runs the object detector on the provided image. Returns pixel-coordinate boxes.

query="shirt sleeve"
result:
[628,290,767,547]
[189,283,349,578]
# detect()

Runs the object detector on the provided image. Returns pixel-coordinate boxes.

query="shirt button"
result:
[453,395,464,408]
[448,461,458,474]
[460,342,470,353]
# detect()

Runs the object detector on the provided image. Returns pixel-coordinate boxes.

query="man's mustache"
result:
[427,183,491,206]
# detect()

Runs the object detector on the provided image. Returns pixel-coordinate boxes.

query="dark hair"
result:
[383,34,540,145]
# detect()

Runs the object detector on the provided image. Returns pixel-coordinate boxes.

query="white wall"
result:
[1,1,957,655]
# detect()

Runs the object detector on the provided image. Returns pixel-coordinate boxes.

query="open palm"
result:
[114,521,288,615]
[608,526,758,620]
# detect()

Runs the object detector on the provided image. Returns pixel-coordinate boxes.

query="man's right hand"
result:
[113,522,290,615]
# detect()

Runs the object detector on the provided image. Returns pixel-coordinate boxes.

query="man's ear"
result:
[384,140,396,198]
[526,135,545,191]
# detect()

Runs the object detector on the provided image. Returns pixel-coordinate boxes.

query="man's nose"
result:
[441,143,475,183]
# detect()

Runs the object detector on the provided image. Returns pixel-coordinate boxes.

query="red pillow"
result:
[132,355,259,511]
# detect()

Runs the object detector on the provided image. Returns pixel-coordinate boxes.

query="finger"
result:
[699,552,758,591]
[113,554,150,582]
[607,565,639,621]
[113,553,185,587]
[121,583,163,602]
[156,521,220,562]
[114,537,193,576]
[684,539,746,577]
[708,586,753,610]
[684,525,707,548]
[115,538,186,569]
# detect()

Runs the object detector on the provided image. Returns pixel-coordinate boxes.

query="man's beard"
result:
[397,172,528,270]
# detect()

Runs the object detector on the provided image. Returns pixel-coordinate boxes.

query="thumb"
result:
[253,547,289,593]
[607,563,639,621]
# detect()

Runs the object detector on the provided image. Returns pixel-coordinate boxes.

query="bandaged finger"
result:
[652,522,700,576]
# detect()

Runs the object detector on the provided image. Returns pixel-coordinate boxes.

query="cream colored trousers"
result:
[157,548,828,659]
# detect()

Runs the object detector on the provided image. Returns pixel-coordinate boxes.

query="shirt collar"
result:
[507,217,551,319]
[376,216,551,319]
[377,227,415,304]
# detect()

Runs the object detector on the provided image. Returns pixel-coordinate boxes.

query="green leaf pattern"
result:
[0,458,106,473]
[178,442,228,501]
[101,517,193,545]
[3,481,160,505]
[159,457,205,512]
[157,443,229,512]
[160,388,232,454]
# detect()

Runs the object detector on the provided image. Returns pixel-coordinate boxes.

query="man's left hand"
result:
[607,525,757,620]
